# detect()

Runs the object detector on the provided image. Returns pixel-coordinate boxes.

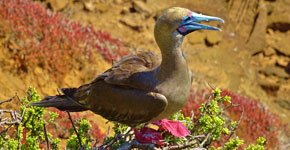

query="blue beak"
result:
[177,12,224,36]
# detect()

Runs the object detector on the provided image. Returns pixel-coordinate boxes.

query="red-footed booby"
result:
[31,7,224,126]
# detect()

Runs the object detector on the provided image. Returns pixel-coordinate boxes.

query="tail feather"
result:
[30,95,88,112]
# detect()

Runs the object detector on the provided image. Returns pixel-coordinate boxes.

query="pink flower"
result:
[153,119,190,137]
[134,127,164,146]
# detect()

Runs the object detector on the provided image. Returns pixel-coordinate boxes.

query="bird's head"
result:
[154,7,224,49]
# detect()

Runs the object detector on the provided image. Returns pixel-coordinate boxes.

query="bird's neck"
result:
[154,31,191,118]
[155,31,188,81]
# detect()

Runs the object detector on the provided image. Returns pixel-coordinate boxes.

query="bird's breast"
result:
[154,66,191,120]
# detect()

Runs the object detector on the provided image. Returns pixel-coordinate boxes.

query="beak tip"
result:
[217,18,225,23]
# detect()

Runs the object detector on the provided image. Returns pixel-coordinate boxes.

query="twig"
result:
[99,127,132,149]
[199,133,211,148]
[99,134,122,150]
[226,107,244,141]
[190,110,194,122]
[122,127,132,141]
[20,108,25,121]
[118,139,155,150]
[193,94,213,126]
[165,140,198,150]
[0,96,14,105]
[111,59,115,65]
[0,120,21,126]
[0,95,24,139]
[0,124,12,136]
[0,110,22,126]
[66,111,83,148]
[43,124,50,150]
[15,94,21,102]
[199,133,210,148]
[125,134,206,150]
[57,89,62,95]
[0,109,16,113]
[93,126,111,148]
[190,135,206,139]
[206,82,216,91]
[223,103,240,110]
[95,126,111,148]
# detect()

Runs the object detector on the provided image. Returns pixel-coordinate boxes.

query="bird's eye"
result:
[184,16,191,22]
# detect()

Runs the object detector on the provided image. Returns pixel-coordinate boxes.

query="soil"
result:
[0,0,289,135]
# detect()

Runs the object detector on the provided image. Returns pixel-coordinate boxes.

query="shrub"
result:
[0,0,127,83]
[221,90,283,148]
[0,88,60,149]
[45,107,105,144]
[0,88,104,149]
[182,88,284,149]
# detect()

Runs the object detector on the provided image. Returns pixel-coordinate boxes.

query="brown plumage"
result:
[31,7,223,126]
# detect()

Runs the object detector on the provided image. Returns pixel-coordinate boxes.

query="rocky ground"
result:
[0,0,289,139]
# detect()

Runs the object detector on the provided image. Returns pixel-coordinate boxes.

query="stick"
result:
[199,133,210,148]
[164,141,198,150]
[0,124,12,135]
[43,124,50,150]
[67,111,83,148]
[118,140,155,150]
[0,96,14,105]
[226,107,244,141]
[100,127,132,149]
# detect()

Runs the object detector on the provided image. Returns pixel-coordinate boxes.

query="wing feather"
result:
[95,51,161,90]
[62,51,167,125]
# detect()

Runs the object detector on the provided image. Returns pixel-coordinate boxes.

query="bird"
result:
[31,7,224,126]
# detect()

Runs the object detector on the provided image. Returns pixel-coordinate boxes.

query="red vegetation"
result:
[182,88,284,149]
[0,0,127,82]
[182,89,208,118]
